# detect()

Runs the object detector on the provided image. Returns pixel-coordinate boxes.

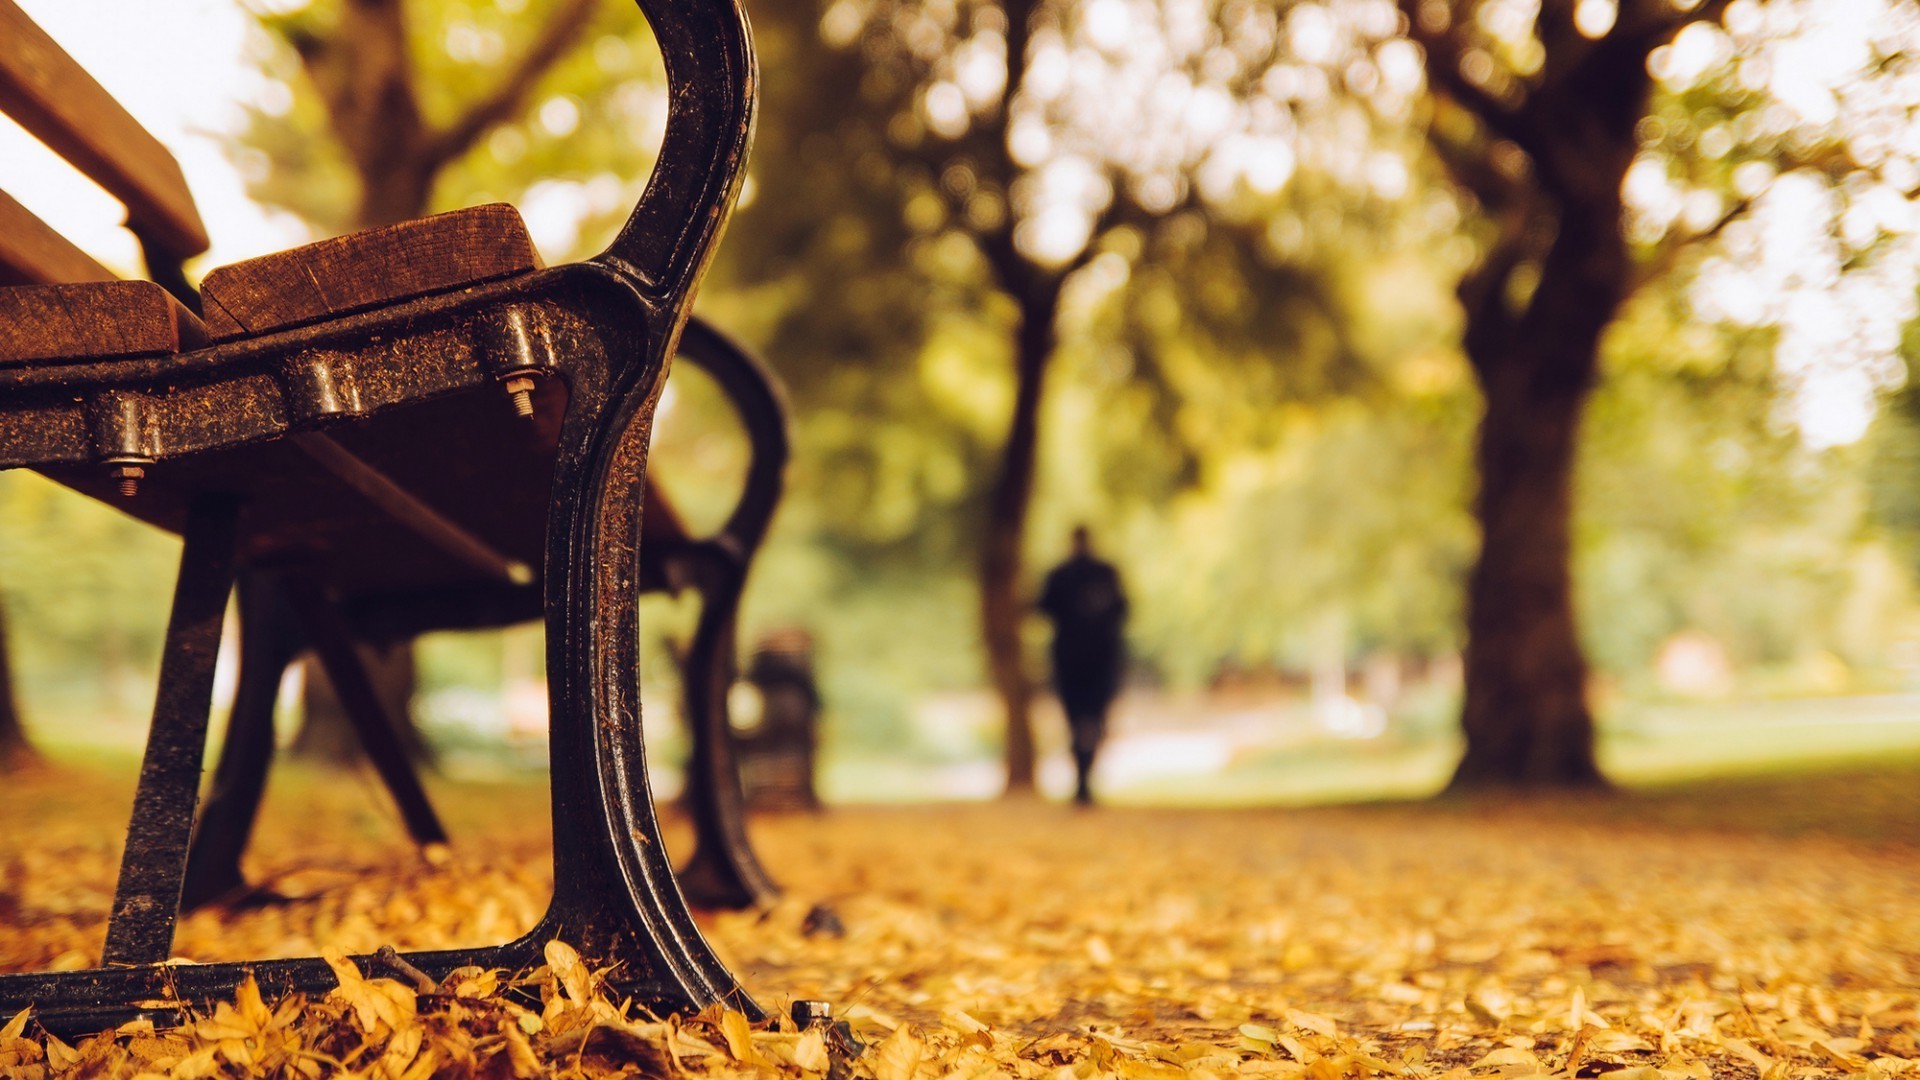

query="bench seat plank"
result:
[0,280,207,364]
[199,204,542,340]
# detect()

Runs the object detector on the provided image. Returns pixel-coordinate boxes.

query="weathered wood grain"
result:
[0,280,207,363]
[0,0,209,263]
[199,204,541,340]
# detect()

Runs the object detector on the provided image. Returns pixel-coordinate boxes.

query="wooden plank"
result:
[0,189,116,286]
[200,204,541,340]
[0,280,207,363]
[0,0,208,262]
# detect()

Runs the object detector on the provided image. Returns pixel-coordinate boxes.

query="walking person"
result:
[1038,526,1129,806]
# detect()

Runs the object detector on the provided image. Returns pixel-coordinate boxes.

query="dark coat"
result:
[1038,553,1128,719]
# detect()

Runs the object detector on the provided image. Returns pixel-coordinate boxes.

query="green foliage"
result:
[1576,284,1903,686]
[0,474,180,722]
[236,0,666,244]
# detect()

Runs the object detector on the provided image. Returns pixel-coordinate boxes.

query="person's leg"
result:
[1068,711,1102,805]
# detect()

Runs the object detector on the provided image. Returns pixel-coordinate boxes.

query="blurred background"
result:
[5,0,1920,807]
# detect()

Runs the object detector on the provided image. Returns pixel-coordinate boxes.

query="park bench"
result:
[0,0,774,1034]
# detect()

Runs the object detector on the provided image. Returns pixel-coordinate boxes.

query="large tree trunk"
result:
[981,282,1062,794]
[0,602,37,770]
[1451,208,1628,791]
[1452,362,1603,788]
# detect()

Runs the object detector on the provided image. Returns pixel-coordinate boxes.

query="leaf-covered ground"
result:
[0,760,1916,1077]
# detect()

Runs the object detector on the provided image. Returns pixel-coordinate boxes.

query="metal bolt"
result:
[111,463,145,498]
[791,1000,832,1030]
[504,374,537,418]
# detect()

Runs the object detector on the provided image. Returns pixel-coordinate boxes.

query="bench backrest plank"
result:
[0,0,209,264]
[0,188,116,286]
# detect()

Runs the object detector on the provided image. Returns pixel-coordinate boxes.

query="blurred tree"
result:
[0,604,33,769]
[1867,328,1920,578]
[816,0,1411,790]
[255,0,598,231]
[1397,0,1741,788]
[1402,0,1920,787]
[236,0,633,760]
[1578,286,1877,683]
[0,471,180,759]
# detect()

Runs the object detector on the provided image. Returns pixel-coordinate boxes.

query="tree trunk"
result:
[0,601,37,770]
[981,282,1062,794]
[1451,363,1604,788]
[1450,208,1628,791]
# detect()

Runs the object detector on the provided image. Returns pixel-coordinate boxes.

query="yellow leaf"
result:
[1240,1023,1280,1045]
[0,1008,29,1041]
[502,1021,542,1078]
[1469,1047,1541,1069]
[871,1024,925,1080]
[1717,1037,1772,1073]
[794,1028,830,1073]
[942,1009,989,1033]
[1287,1009,1337,1038]
[1586,1030,1653,1054]
[43,1032,77,1070]
[720,1008,758,1063]
[1812,1040,1869,1071]
[323,948,417,1034]
[381,1020,425,1075]
[544,939,593,1004]
[1278,1034,1313,1062]
[235,975,272,1028]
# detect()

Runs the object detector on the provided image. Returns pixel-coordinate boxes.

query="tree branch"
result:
[1396,0,1540,157]
[1610,0,1736,54]
[1456,200,1540,375]
[1630,192,1753,292]
[426,0,600,167]
[1424,116,1525,214]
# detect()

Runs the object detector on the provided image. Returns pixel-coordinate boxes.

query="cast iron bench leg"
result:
[675,542,780,909]
[182,572,449,911]
[180,573,302,910]
[281,578,449,849]
[101,496,241,966]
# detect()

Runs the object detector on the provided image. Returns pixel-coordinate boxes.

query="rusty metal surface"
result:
[0,0,763,1037]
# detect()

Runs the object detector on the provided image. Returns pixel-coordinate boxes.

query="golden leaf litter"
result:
[0,767,1914,1077]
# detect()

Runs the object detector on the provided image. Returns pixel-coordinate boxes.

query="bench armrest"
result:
[596,0,756,303]
[678,316,789,556]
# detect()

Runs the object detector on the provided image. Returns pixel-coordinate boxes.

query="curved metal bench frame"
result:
[0,0,761,1035]
[175,316,786,916]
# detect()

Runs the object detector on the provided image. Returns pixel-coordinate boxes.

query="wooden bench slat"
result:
[199,204,542,340]
[0,280,207,363]
[0,189,116,287]
[0,0,209,263]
